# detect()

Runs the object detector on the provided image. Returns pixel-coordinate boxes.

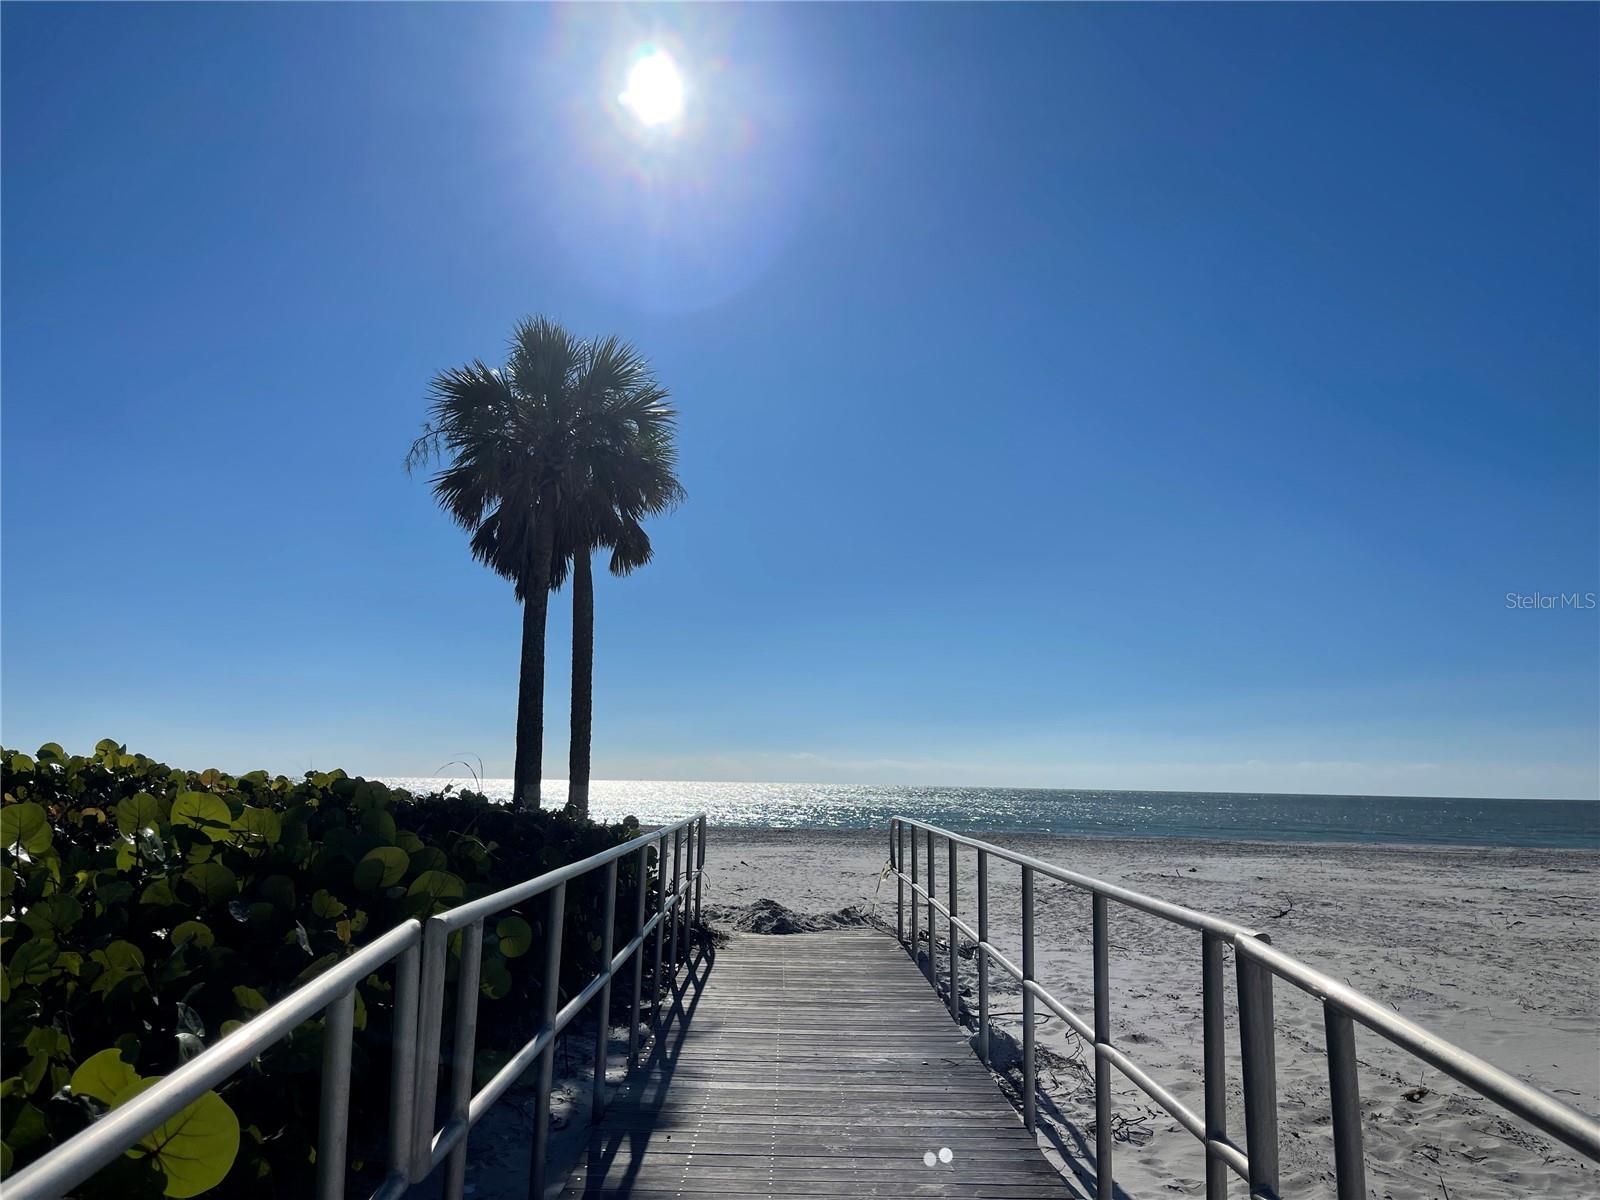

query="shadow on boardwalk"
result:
[559,930,1070,1198]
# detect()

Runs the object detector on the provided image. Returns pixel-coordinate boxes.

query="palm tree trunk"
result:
[512,485,559,810]
[567,544,595,818]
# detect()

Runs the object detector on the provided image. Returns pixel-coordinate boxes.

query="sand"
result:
[699,829,1599,1199]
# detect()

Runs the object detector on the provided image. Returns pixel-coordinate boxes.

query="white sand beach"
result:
[699,829,1599,1199]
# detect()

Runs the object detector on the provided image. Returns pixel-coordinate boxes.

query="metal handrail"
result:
[4,920,424,1200]
[7,813,709,1200]
[412,812,707,1200]
[889,816,1600,1200]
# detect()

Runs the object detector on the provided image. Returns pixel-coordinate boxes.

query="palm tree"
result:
[551,412,684,818]
[407,319,679,810]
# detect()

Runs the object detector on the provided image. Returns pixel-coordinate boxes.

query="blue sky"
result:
[3,4,1596,799]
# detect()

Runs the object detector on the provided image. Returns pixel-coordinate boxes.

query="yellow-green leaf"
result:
[70,1048,140,1105]
[232,986,267,1013]
[117,1079,240,1198]
[181,862,237,905]
[235,807,281,846]
[496,916,533,959]
[170,921,214,949]
[405,870,463,904]
[354,847,407,891]
[170,793,233,842]
[2,802,52,855]
[115,792,167,836]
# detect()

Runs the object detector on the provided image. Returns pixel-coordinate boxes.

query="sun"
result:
[619,48,685,127]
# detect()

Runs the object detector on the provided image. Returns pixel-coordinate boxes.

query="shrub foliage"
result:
[1,740,645,1197]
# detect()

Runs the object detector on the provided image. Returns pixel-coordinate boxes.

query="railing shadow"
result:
[911,935,1130,1200]
[551,934,716,1196]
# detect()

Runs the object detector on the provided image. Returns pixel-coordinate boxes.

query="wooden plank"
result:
[554,930,1065,1198]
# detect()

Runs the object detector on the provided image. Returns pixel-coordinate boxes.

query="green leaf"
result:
[232,986,268,1014]
[479,954,512,999]
[310,889,346,919]
[170,793,233,842]
[2,801,53,855]
[71,1048,140,1105]
[93,940,146,973]
[354,847,408,891]
[235,807,281,846]
[35,742,66,765]
[117,1079,240,1198]
[21,893,82,939]
[170,921,214,949]
[140,878,179,907]
[495,915,533,959]
[115,792,167,836]
[359,808,397,843]
[406,870,464,904]
[181,862,238,905]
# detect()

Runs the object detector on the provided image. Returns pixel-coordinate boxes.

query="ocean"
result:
[377,778,1599,849]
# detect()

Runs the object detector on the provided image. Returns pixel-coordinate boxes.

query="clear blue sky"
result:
[4,4,1596,799]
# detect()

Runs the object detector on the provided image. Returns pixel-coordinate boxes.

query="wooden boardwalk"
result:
[559,930,1066,1198]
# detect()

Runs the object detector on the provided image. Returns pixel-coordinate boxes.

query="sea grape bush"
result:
[0,740,645,1198]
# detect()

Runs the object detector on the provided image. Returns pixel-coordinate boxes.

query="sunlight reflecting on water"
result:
[375,779,1599,848]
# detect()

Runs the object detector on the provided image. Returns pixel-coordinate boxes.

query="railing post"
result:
[894,819,905,946]
[1237,945,1281,1199]
[670,826,683,975]
[1092,894,1113,1197]
[947,835,959,1020]
[411,919,450,1181]
[1325,1003,1366,1200]
[527,882,567,1200]
[909,826,919,962]
[1021,863,1036,1132]
[387,939,421,1192]
[694,815,706,932]
[652,835,667,1028]
[925,827,936,981]
[592,860,619,1122]
[628,844,648,1073]
[443,921,485,1200]
[977,848,990,1066]
[1201,932,1229,1200]
[315,988,356,1200]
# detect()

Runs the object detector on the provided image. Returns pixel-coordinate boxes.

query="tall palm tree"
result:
[407,319,678,810]
[550,412,684,818]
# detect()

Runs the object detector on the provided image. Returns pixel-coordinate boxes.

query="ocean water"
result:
[378,778,1600,849]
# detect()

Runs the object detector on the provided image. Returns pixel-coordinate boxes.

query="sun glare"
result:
[619,48,685,127]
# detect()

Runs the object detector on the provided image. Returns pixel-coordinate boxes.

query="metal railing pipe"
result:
[1021,863,1036,1133]
[651,835,667,1027]
[909,826,919,959]
[316,988,357,1200]
[1236,946,1279,1199]
[1324,1004,1365,1200]
[977,848,990,1066]
[592,859,619,1121]
[527,881,568,1200]
[1201,932,1229,1200]
[628,843,648,1072]
[1237,934,1600,1161]
[442,920,485,1200]
[431,814,702,933]
[947,836,959,1020]
[1092,893,1114,1196]
[5,919,421,1200]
